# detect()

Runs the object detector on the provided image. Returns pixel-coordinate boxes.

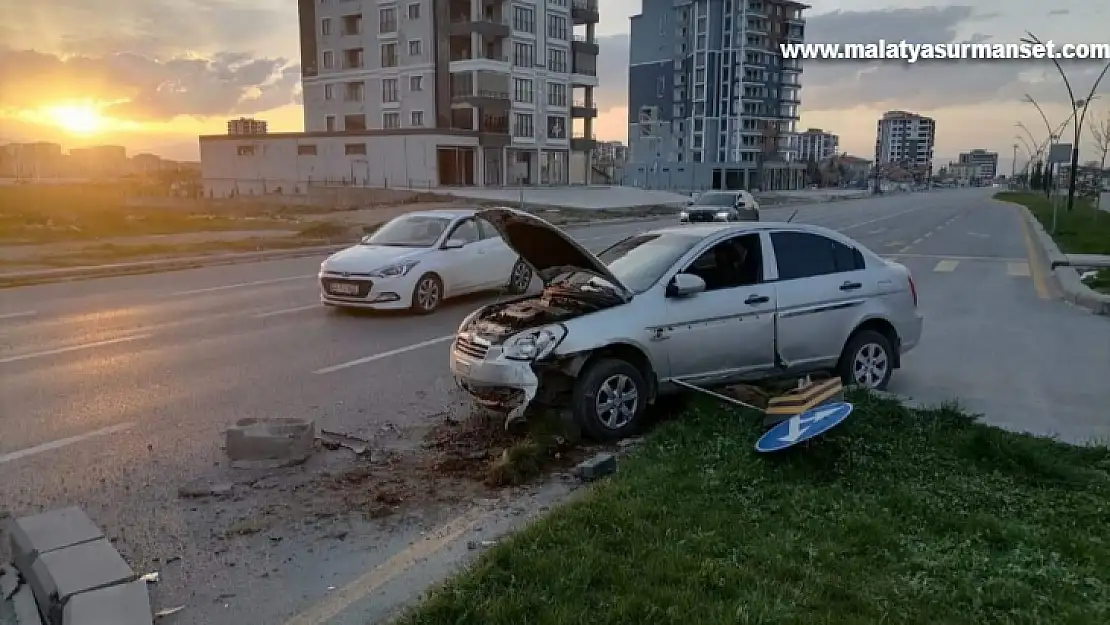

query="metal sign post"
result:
[1047,143,1073,234]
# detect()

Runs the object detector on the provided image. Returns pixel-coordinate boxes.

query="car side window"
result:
[448,218,480,244]
[771,231,862,280]
[681,233,762,291]
[476,217,499,240]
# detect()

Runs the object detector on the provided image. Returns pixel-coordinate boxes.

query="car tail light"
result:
[908,274,918,307]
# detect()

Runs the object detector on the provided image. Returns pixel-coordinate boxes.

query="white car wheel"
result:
[410,273,443,315]
[508,259,533,294]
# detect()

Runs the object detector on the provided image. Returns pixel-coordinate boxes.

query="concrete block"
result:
[574,453,616,482]
[2,564,21,602]
[62,580,152,625]
[28,539,134,621]
[225,417,315,468]
[9,507,103,577]
[11,584,43,625]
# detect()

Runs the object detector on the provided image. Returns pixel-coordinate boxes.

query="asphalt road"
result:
[1,187,1107,623]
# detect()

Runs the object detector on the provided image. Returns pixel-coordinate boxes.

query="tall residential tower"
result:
[874,110,936,181]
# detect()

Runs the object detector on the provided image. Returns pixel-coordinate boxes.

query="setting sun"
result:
[45,104,107,135]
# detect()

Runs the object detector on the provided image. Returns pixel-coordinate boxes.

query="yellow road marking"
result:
[1016,208,1050,299]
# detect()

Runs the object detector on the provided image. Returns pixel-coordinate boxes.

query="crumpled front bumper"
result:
[449,338,539,424]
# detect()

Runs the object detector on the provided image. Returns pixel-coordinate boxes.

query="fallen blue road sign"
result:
[755,401,854,453]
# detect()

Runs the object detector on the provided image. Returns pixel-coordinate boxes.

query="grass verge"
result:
[994,191,1110,256]
[401,391,1110,625]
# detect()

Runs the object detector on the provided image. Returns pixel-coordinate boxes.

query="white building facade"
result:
[874,110,936,179]
[797,128,838,162]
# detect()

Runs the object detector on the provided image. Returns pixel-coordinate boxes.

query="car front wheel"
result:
[838,329,894,390]
[507,259,533,294]
[571,358,648,441]
[410,273,443,315]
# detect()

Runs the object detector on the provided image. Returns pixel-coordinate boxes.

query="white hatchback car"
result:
[319,209,533,314]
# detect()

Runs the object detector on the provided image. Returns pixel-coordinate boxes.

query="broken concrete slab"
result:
[226,417,315,469]
[10,584,43,625]
[9,507,104,577]
[574,453,617,482]
[28,538,135,620]
[176,481,234,499]
[61,580,152,625]
[2,565,21,604]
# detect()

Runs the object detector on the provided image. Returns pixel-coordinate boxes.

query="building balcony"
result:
[571,100,597,118]
[571,34,599,56]
[571,131,597,151]
[570,66,598,87]
[449,13,510,39]
[451,89,511,110]
[571,0,599,25]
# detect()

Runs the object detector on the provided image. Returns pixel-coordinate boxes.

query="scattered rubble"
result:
[574,453,617,482]
[225,417,315,469]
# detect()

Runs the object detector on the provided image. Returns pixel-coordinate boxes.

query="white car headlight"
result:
[370,260,419,278]
[715,211,730,219]
[679,211,689,219]
[502,324,567,361]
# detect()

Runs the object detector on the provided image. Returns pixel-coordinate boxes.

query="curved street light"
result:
[1015,122,1040,153]
[1021,31,1110,211]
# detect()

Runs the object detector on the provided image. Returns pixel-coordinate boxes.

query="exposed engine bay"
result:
[465,279,625,343]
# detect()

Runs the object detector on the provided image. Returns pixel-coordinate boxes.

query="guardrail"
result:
[1050,254,1110,269]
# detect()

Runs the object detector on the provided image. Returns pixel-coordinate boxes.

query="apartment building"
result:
[227,118,268,135]
[624,0,809,192]
[797,127,838,162]
[212,0,602,192]
[874,110,936,180]
[957,148,999,180]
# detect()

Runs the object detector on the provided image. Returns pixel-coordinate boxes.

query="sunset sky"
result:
[1,0,1106,170]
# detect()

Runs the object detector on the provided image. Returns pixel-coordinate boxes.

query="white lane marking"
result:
[0,334,153,364]
[969,232,991,238]
[838,207,927,231]
[253,304,320,319]
[885,253,1024,262]
[933,260,959,272]
[868,228,887,234]
[0,311,36,321]
[313,335,454,374]
[1008,262,1031,277]
[0,422,136,465]
[170,275,314,297]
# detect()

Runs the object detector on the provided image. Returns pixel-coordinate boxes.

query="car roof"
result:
[393,208,477,220]
[646,221,846,239]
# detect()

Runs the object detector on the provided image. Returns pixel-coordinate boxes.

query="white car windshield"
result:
[594,232,704,293]
[692,193,737,207]
[362,215,452,247]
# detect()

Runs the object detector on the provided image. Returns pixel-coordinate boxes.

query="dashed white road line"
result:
[0,311,36,321]
[253,304,320,319]
[170,275,314,297]
[313,335,455,374]
[0,422,136,465]
[0,334,153,364]
[1008,262,1032,277]
[933,260,960,272]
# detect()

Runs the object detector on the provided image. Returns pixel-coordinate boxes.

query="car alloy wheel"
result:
[595,373,639,429]
[572,358,648,441]
[412,274,442,314]
[851,341,889,388]
[509,260,532,293]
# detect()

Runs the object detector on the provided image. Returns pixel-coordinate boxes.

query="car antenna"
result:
[786,209,799,223]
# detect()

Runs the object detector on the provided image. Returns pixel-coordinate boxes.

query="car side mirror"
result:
[666,273,706,298]
[442,238,465,250]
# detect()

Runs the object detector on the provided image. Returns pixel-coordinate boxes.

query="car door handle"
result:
[745,294,769,305]
[839,281,862,291]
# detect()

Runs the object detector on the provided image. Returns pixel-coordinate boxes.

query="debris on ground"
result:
[318,429,371,456]
[574,453,617,482]
[154,605,185,619]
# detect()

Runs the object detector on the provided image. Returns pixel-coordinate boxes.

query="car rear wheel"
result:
[838,330,894,390]
[572,358,648,441]
[410,273,443,315]
[507,259,533,294]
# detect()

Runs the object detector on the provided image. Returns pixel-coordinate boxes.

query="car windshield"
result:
[592,232,704,293]
[361,215,451,247]
[693,193,736,207]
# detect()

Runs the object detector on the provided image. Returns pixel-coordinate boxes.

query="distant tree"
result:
[805,158,821,185]
[1090,108,1110,208]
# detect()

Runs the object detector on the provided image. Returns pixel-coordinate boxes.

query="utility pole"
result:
[1011,143,1018,185]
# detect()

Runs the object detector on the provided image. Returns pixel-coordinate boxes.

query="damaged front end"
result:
[450,283,625,427]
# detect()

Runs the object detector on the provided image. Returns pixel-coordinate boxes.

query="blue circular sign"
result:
[755,402,854,453]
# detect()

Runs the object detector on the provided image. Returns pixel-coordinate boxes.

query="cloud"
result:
[0,47,300,120]
[596,35,631,114]
[1047,10,1070,16]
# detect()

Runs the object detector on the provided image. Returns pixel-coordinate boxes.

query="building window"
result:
[344,114,366,131]
[345,143,367,155]
[512,6,534,33]
[380,7,397,33]
[512,78,533,103]
[547,48,567,73]
[324,84,336,100]
[344,82,364,102]
[512,42,534,67]
[321,18,331,36]
[297,145,318,156]
[343,48,363,69]
[326,115,337,131]
[547,82,566,107]
[513,113,534,138]
[407,3,420,19]
[382,78,399,102]
[411,111,424,126]
[383,112,401,129]
[408,40,422,56]
[381,43,397,67]
[342,14,361,35]
[236,145,254,156]
[410,75,423,91]
[546,14,567,40]
[322,50,334,69]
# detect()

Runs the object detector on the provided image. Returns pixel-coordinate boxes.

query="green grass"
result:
[400,392,1110,625]
[994,191,1110,255]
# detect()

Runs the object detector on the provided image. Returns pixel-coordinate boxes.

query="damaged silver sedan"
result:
[450,208,923,441]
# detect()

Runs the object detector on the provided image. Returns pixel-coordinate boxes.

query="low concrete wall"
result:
[1015,203,1110,316]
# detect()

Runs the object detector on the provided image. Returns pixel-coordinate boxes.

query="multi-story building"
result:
[797,127,838,162]
[593,140,628,164]
[227,118,268,135]
[68,145,128,178]
[957,149,998,180]
[874,110,935,181]
[0,142,64,178]
[625,0,809,192]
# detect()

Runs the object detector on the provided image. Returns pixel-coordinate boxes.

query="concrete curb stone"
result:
[1016,204,1110,316]
[8,507,103,577]
[11,585,43,625]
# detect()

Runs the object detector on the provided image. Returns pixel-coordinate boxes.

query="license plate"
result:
[328,282,360,295]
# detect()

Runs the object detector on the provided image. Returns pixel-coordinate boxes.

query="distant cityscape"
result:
[0,142,199,181]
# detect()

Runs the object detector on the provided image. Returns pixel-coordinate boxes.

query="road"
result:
[1,187,1107,623]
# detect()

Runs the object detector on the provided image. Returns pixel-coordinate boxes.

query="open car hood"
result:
[477,207,632,299]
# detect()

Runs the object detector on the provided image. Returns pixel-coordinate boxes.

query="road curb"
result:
[1014,204,1110,316]
[4,506,152,624]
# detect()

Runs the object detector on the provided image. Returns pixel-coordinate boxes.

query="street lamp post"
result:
[1021,32,1110,211]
